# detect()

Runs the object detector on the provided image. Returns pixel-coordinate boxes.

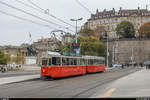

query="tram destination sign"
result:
[72,43,80,55]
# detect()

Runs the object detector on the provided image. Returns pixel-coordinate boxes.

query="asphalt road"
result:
[0,67,142,98]
[0,70,40,78]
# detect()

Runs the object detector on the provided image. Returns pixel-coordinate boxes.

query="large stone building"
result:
[32,37,61,51]
[87,7,150,39]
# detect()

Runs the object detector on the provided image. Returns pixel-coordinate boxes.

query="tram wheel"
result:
[40,76,47,80]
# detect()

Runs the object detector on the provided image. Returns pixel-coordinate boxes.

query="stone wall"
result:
[104,38,150,65]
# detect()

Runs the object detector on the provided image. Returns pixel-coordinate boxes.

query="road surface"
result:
[0,67,141,98]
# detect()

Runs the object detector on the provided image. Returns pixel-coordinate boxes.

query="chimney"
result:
[120,7,122,11]
[146,5,148,10]
[138,6,140,13]
[103,9,106,14]
[112,8,115,13]
[96,9,99,14]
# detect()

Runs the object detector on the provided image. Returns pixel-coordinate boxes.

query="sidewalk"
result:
[0,74,40,85]
[94,68,150,98]
[21,65,41,71]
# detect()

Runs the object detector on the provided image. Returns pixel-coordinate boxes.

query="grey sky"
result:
[0,0,149,46]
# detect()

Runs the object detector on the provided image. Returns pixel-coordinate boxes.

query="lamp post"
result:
[105,31,109,68]
[70,18,83,44]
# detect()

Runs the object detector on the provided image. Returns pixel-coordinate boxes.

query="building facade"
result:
[87,7,150,39]
[62,33,75,45]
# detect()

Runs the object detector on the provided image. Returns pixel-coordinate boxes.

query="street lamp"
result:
[70,18,83,44]
[104,31,109,68]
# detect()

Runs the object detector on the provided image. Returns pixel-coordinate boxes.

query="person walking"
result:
[146,64,148,70]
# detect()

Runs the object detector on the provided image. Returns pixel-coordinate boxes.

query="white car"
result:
[113,64,122,67]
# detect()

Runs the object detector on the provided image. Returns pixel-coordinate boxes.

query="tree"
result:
[80,27,94,36]
[59,44,73,53]
[78,36,106,56]
[5,53,11,63]
[0,51,7,65]
[116,21,135,38]
[12,52,24,64]
[139,22,150,38]
[93,25,106,40]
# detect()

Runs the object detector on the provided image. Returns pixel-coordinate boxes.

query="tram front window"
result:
[52,57,60,66]
[42,58,48,66]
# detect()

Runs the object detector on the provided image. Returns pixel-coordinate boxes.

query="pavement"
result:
[92,67,150,98]
[21,65,41,71]
[0,70,40,78]
[0,74,40,85]
[0,66,41,85]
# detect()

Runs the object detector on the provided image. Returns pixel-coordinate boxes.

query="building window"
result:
[134,24,136,29]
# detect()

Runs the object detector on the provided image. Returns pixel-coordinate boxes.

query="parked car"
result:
[112,64,122,68]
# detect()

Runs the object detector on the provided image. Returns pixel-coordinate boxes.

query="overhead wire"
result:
[27,0,45,11]
[75,0,92,14]
[0,1,74,32]
[0,10,57,29]
[25,0,76,28]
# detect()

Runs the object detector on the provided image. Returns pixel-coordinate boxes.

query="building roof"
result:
[89,7,150,20]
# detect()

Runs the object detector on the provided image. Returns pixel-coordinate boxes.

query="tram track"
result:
[0,67,142,98]
[72,67,141,98]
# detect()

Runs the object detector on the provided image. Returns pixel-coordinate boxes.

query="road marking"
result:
[101,88,116,98]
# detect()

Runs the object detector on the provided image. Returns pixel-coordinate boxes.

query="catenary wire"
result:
[75,0,92,14]
[25,0,76,28]
[0,10,57,30]
[0,1,74,32]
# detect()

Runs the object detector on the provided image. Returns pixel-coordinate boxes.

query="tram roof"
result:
[42,51,105,60]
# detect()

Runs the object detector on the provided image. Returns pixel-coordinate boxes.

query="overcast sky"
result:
[0,0,149,46]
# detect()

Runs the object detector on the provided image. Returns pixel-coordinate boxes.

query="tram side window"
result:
[73,58,77,65]
[62,58,67,66]
[89,59,94,65]
[42,58,48,66]
[48,58,51,66]
[80,59,86,65]
[93,59,97,65]
[98,60,103,64]
[77,58,80,65]
[52,57,60,66]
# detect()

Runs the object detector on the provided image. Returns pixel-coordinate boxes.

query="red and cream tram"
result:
[40,51,106,80]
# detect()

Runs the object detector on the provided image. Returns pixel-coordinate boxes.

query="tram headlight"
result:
[43,69,46,73]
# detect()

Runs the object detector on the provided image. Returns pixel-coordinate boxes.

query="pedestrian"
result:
[122,64,124,69]
[146,64,148,70]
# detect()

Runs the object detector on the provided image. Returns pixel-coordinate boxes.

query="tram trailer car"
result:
[40,52,106,80]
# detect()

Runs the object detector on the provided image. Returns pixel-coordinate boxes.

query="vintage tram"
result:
[40,51,106,80]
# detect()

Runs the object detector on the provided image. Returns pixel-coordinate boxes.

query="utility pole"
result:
[112,45,115,65]
[70,18,83,44]
[131,47,134,67]
[105,32,109,68]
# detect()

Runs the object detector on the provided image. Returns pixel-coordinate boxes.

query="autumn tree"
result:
[78,36,106,56]
[139,22,150,38]
[59,44,73,53]
[12,52,24,64]
[80,27,94,36]
[0,51,7,65]
[116,21,135,38]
